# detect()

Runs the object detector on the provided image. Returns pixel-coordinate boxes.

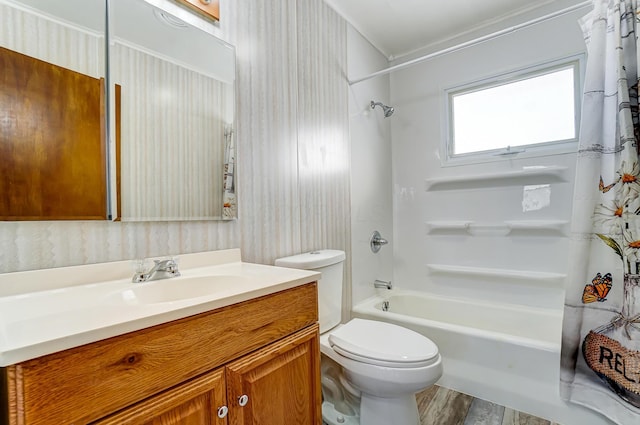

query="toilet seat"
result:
[328,318,439,368]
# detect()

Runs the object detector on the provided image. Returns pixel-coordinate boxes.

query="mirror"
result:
[0,0,108,220]
[110,0,236,221]
[0,0,236,221]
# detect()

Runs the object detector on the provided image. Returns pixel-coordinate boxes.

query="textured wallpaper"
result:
[233,0,351,268]
[0,0,350,280]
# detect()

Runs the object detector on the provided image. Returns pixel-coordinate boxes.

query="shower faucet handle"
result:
[370,230,389,253]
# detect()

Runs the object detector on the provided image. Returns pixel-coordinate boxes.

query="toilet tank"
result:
[275,250,346,333]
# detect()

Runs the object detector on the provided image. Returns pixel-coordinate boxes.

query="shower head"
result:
[370,101,394,118]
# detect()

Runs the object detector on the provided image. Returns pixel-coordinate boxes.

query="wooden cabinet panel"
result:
[94,325,321,425]
[94,368,227,425]
[175,0,219,21]
[0,46,107,220]
[226,324,322,425]
[4,283,318,424]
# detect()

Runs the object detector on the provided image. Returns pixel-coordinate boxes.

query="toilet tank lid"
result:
[275,250,345,269]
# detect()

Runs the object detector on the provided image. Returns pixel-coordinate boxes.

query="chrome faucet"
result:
[132,258,181,283]
[374,279,392,290]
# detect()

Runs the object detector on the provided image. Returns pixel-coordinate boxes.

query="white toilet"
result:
[275,250,442,425]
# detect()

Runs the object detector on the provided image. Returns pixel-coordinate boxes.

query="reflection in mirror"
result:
[0,0,104,74]
[110,0,236,221]
[0,0,107,220]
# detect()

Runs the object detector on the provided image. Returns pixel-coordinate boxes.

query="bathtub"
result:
[351,291,604,425]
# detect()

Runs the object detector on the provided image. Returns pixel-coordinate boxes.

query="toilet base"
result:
[322,401,359,425]
[360,393,420,425]
[322,393,421,425]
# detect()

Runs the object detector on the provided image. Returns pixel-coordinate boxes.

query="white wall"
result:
[347,27,394,308]
[390,9,586,310]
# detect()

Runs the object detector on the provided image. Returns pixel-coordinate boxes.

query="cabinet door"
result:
[225,324,322,425]
[93,368,228,425]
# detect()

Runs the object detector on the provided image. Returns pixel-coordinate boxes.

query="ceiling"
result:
[322,0,587,60]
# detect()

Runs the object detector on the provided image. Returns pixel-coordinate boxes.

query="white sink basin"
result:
[0,249,321,366]
[112,275,250,304]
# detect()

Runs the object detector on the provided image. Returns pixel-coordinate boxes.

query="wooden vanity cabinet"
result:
[94,325,321,425]
[93,368,228,425]
[2,283,321,425]
[225,325,321,425]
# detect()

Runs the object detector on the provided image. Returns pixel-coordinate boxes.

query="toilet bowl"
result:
[275,250,443,425]
[321,319,442,425]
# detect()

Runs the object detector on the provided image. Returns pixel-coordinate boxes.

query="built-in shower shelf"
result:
[424,166,568,191]
[425,220,569,236]
[426,263,566,285]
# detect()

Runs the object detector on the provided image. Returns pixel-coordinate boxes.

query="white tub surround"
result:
[352,291,613,425]
[0,249,319,366]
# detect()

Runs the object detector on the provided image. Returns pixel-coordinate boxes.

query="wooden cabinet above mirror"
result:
[175,0,219,21]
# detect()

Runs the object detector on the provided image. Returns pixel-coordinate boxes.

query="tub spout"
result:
[374,279,392,290]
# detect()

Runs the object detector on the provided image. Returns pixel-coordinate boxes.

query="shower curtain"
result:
[560,1,640,423]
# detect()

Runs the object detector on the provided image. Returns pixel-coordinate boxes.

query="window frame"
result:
[442,54,584,166]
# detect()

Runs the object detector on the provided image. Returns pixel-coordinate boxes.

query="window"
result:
[445,57,582,164]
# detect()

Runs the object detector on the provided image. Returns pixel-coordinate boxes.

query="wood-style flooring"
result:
[417,386,561,425]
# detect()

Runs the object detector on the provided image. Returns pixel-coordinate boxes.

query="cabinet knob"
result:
[217,406,228,418]
[200,0,212,4]
[238,394,249,407]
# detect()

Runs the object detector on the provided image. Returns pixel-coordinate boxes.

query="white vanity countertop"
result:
[0,249,320,366]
